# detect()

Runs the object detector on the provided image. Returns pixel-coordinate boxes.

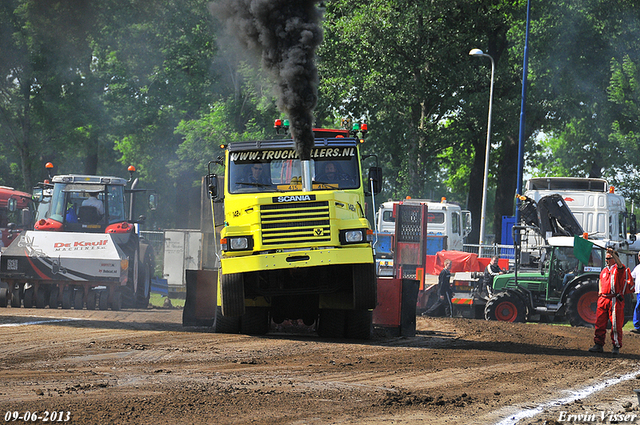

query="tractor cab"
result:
[34,175,130,234]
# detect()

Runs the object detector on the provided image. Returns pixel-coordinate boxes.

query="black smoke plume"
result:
[211,0,323,160]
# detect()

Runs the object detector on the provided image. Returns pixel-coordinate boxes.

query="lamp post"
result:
[469,48,495,250]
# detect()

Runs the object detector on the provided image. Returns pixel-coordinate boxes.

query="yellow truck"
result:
[184,122,382,339]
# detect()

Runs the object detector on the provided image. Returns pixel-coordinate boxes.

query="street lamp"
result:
[469,48,495,250]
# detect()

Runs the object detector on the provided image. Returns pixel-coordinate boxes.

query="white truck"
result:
[376,198,472,250]
[374,198,472,277]
[523,177,635,247]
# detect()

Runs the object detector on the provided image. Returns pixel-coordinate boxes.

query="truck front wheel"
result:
[240,307,270,335]
[353,263,377,309]
[221,273,245,317]
[214,306,240,333]
[485,292,526,322]
[317,309,346,338]
[566,280,598,328]
[345,309,372,340]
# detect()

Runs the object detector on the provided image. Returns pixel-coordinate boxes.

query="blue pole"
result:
[515,0,531,224]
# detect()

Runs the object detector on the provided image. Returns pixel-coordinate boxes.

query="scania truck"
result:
[183,121,381,339]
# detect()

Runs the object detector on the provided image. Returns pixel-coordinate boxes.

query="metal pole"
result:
[479,54,495,248]
[515,0,532,224]
[469,49,496,249]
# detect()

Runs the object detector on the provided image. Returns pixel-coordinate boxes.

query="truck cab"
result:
[524,177,633,244]
[199,123,382,338]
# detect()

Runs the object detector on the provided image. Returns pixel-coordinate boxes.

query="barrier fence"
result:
[463,243,515,261]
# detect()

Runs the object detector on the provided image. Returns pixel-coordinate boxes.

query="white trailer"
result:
[163,230,202,297]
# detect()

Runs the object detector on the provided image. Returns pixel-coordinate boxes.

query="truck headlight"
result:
[221,236,254,251]
[340,229,367,245]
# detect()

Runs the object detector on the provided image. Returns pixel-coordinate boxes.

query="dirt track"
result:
[1,307,640,424]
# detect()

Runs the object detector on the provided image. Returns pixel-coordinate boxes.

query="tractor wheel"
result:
[485,292,526,322]
[345,309,372,340]
[317,309,346,338]
[35,287,47,308]
[86,291,97,310]
[61,288,73,309]
[73,288,84,310]
[111,291,122,311]
[23,287,34,308]
[220,273,245,317]
[214,306,240,333]
[98,290,109,311]
[566,280,598,328]
[240,307,270,335]
[353,263,377,309]
[49,288,59,309]
[135,251,153,308]
[11,286,21,308]
[0,288,7,307]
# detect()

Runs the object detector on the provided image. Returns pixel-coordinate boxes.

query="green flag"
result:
[573,235,593,265]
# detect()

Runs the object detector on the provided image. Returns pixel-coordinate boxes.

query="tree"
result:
[527,0,640,180]
[318,0,526,242]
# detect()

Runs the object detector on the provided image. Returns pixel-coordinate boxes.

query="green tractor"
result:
[486,194,636,326]
[487,235,634,326]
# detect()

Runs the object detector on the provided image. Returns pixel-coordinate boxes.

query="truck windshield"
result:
[229,153,360,194]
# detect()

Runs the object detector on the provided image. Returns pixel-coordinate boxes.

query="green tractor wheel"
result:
[485,292,526,323]
[566,280,598,327]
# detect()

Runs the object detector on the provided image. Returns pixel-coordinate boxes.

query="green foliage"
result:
[173,101,267,178]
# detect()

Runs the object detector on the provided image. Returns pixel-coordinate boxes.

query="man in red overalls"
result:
[589,248,633,355]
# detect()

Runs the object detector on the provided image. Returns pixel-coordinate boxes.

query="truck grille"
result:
[261,201,331,245]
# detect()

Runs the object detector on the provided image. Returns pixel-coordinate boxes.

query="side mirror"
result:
[630,214,637,241]
[7,198,16,213]
[208,174,219,199]
[462,211,472,237]
[148,193,157,211]
[368,167,382,195]
[32,188,43,203]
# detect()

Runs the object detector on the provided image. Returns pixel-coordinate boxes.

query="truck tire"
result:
[214,306,240,333]
[353,263,377,309]
[345,309,372,340]
[485,292,526,322]
[221,273,245,317]
[23,287,34,308]
[240,307,270,335]
[566,280,598,328]
[317,309,346,338]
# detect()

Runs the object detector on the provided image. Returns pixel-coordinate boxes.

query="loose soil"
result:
[1,307,640,424]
